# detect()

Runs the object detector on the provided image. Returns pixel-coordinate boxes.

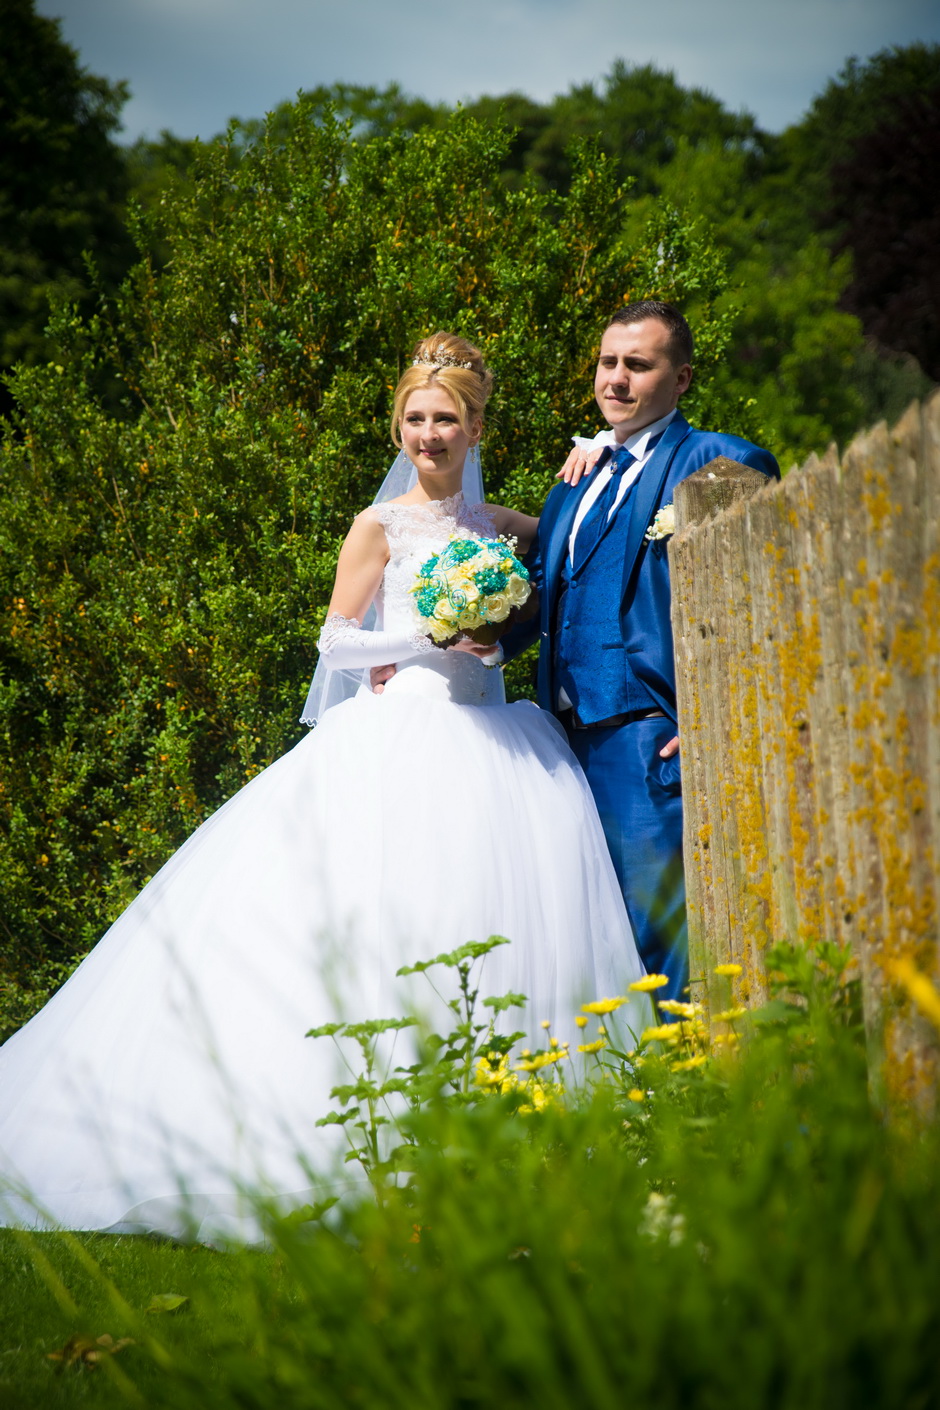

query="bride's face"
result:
[400,386,480,479]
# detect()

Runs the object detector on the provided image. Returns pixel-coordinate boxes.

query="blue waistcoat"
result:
[554,492,658,725]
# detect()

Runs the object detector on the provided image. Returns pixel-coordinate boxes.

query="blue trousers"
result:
[566,716,688,1002]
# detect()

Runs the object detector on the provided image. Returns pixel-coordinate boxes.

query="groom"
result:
[511,301,779,1000]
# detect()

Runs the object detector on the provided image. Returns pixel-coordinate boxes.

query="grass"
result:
[2,951,939,1408]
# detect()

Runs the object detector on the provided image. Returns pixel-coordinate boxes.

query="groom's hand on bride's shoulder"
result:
[370,663,396,693]
[557,444,603,486]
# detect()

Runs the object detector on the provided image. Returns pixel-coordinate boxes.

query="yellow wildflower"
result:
[581,997,626,1015]
[627,1088,645,1103]
[575,1015,588,1029]
[658,1000,702,1017]
[671,1054,708,1072]
[541,1019,551,1029]
[714,963,742,977]
[519,1081,561,1113]
[641,1024,676,1042]
[577,1039,607,1054]
[474,1056,516,1092]
[629,974,669,992]
[891,957,940,1032]
[713,1007,747,1023]
[517,1050,567,1072]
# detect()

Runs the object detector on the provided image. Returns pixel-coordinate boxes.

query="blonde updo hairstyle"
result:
[391,332,493,447]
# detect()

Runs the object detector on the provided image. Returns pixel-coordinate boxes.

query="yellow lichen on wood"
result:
[670,392,940,1105]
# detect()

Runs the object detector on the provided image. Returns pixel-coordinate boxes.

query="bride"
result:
[0,333,649,1242]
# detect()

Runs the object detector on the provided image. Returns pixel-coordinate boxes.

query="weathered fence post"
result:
[668,394,940,1108]
[669,459,772,1009]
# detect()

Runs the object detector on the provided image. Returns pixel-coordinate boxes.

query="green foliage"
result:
[220,52,937,465]
[0,0,133,416]
[829,79,940,380]
[310,937,528,1185]
[2,969,938,1409]
[512,59,765,196]
[243,61,765,199]
[0,102,740,1024]
[768,43,940,245]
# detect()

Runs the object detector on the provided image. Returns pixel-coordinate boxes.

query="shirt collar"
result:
[583,407,677,456]
[620,408,677,458]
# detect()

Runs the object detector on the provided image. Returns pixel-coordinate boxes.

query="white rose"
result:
[485,593,511,623]
[505,573,531,607]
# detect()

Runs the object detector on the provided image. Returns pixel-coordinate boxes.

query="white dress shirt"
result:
[567,408,677,562]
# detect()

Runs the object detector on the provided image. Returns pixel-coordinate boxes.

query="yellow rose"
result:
[485,592,511,622]
[449,567,480,604]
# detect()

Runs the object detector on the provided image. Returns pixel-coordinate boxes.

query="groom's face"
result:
[594,319,692,442]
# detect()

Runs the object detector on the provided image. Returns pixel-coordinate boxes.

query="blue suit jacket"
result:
[506,412,780,724]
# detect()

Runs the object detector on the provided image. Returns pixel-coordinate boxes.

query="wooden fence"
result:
[669,392,940,1104]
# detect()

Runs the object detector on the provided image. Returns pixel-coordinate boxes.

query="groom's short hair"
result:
[606,301,694,368]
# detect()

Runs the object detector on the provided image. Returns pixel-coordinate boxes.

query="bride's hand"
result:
[557,445,603,485]
[448,637,500,658]
[370,663,396,693]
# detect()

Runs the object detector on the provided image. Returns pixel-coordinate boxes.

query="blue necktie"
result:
[574,444,638,568]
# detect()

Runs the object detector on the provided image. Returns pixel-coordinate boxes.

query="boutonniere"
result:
[645,503,676,542]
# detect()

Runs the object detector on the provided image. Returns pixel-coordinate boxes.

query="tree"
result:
[830,82,940,380]
[519,61,766,195]
[240,62,766,199]
[0,0,133,417]
[761,43,940,246]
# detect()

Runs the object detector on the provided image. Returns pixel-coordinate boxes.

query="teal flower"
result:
[414,587,439,617]
[474,567,508,595]
[443,537,480,565]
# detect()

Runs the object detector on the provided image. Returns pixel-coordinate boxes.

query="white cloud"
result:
[37,0,940,140]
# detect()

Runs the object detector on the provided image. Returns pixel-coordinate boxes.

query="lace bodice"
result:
[371,493,498,634]
[312,493,507,713]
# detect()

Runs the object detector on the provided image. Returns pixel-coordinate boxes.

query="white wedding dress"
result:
[0,495,648,1242]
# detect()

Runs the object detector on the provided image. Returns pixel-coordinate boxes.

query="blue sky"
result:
[38,0,940,141]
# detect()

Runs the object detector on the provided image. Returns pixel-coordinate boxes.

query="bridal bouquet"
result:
[411,533,532,645]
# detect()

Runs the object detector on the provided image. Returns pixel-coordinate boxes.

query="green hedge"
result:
[0,103,749,1028]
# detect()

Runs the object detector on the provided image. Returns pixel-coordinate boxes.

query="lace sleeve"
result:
[316,613,437,670]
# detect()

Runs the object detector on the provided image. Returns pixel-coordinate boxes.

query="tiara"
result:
[412,349,474,371]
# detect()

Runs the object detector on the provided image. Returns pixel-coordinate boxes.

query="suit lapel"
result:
[620,413,691,599]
